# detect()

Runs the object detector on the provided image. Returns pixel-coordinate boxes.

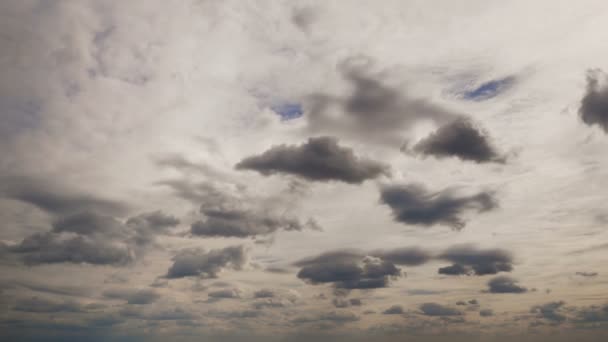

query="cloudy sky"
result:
[1,1,608,341]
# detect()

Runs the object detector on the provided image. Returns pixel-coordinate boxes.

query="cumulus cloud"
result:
[379,184,498,230]
[7,209,178,266]
[419,303,462,316]
[383,305,405,315]
[165,245,247,279]
[437,245,514,276]
[487,276,527,294]
[236,136,389,184]
[579,69,608,133]
[295,250,401,289]
[531,301,567,324]
[409,118,503,163]
[102,288,160,305]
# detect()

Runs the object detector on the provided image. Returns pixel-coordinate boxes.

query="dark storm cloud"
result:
[236,136,389,184]
[305,60,460,146]
[437,245,513,276]
[370,247,432,266]
[102,289,160,305]
[487,276,527,294]
[579,69,608,133]
[0,175,128,216]
[409,118,503,163]
[531,301,567,324]
[12,297,84,313]
[10,232,133,266]
[379,184,497,230]
[383,305,405,315]
[295,250,401,290]
[165,245,247,279]
[419,303,462,317]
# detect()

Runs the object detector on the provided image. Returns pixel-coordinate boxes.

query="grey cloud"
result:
[295,250,401,290]
[456,301,466,306]
[236,136,389,184]
[575,272,598,277]
[531,301,567,324]
[12,297,84,313]
[409,118,503,163]
[332,298,361,308]
[370,247,432,266]
[208,288,241,300]
[4,279,91,297]
[254,289,275,298]
[419,303,462,317]
[574,304,608,323]
[292,311,360,325]
[10,232,133,266]
[579,69,608,133]
[126,210,179,246]
[52,211,123,237]
[383,305,405,315]
[0,175,127,216]
[102,289,160,305]
[437,245,513,276]
[480,309,494,317]
[380,184,497,230]
[165,245,247,279]
[292,7,316,32]
[305,61,459,146]
[487,276,527,294]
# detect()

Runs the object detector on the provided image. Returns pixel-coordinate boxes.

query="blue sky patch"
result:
[463,76,515,101]
[271,102,303,120]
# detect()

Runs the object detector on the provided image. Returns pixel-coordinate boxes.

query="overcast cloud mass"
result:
[1,1,608,341]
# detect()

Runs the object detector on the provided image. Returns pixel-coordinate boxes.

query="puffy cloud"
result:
[102,288,160,305]
[409,118,503,163]
[236,136,389,184]
[383,305,405,315]
[419,303,462,317]
[380,184,497,230]
[487,276,527,294]
[579,69,608,133]
[295,250,401,289]
[437,245,514,276]
[531,301,567,324]
[165,245,247,279]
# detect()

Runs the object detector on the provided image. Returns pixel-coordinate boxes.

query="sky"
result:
[1,1,608,341]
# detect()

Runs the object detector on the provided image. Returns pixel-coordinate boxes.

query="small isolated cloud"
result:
[208,288,241,300]
[419,303,462,316]
[575,271,598,278]
[236,136,389,184]
[379,184,497,230]
[480,309,494,317]
[370,247,432,266]
[102,289,160,305]
[579,69,608,133]
[487,276,527,294]
[165,245,247,279]
[383,305,405,315]
[409,118,503,163]
[437,245,514,276]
